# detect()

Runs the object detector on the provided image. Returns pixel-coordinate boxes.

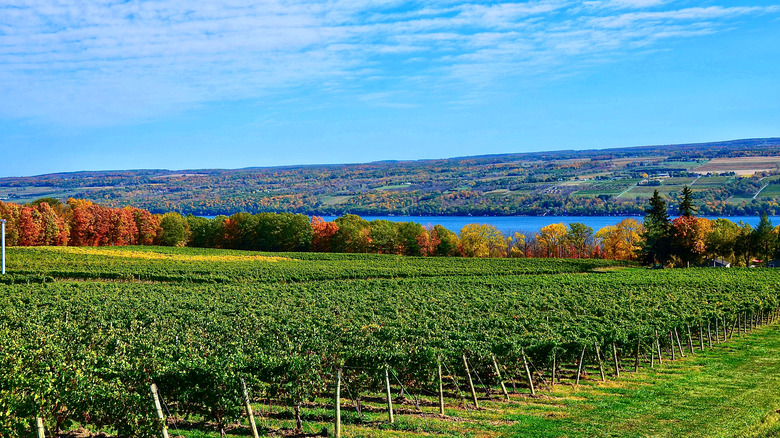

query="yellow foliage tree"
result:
[459,223,506,258]
[507,232,526,257]
[596,218,644,260]
[536,223,568,257]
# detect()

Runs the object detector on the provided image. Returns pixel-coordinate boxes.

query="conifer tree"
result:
[639,189,671,266]
[678,186,696,217]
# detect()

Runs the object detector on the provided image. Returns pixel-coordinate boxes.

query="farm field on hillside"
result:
[1,247,780,438]
[3,138,780,217]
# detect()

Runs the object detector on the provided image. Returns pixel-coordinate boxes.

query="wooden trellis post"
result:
[522,349,535,396]
[437,357,445,415]
[150,383,170,438]
[335,369,342,438]
[385,366,394,423]
[36,417,45,438]
[576,346,586,385]
[241,378,260,438]
[491,355,510,401]
[463,355,479,408]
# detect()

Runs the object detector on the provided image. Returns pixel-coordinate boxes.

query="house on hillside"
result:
[709,258,731,268]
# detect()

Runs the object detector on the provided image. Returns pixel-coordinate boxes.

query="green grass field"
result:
[757,184,780,198]
[197,323,780,438]
[2,247,780,438]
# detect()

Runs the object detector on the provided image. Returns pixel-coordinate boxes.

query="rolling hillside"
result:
[2,138,780,216]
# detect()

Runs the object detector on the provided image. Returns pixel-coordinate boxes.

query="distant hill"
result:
[2,137,780,216]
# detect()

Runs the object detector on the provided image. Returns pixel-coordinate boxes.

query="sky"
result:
[1,0,779,177]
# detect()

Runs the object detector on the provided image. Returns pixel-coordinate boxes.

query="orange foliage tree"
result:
[311,216,339,252]
[596,218,644,261]
[671,216,713,266]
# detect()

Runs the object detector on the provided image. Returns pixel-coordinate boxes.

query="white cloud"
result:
[0,1,777,125]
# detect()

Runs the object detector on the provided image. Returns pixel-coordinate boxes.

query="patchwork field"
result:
[695,157,780,175]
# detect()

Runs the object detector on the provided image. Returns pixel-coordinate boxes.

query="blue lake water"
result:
[316,215,780,235]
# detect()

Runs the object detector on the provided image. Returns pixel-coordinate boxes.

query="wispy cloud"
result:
[0,0,777,125]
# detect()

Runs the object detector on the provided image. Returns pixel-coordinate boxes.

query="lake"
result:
[316,215,780,235]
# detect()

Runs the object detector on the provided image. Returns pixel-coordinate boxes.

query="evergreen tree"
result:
[753,212,776,265]
[678,186,697,217]
[639,189,671,266]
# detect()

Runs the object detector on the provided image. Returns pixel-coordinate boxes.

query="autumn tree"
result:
[67,199,96,246]
[670,216,712,266]
[103,207,138,246]
[131,207,161,245]
[536,223,568,257]
[506,232,527,257]
[596,218,644,260]
[566,223,593,258]
[431,225,459,256]
[418,226,441,256]
[0,201,20,245]
[459,223,505,258]
[311,216,338,252]
[16,206,43,246]
[36,202,68,246]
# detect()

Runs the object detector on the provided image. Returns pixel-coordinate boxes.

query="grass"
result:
[757,184,780,198]
[169,324,780,438]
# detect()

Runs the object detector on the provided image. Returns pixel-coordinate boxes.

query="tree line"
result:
[1,192,779,266]
[639,187,780,267]
[0,198,643,260]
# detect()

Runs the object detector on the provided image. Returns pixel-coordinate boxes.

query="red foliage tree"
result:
[311,216,339,252]
[37,202,68,246]
[129,207,161,245]
[17,206,43,246]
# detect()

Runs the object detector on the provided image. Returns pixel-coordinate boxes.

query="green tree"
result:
[368,220,399,254]
[157,212,191,247]
[639,189,672,266]
[734,221,755,267]
[277,213,314,252]
[432,225,460,256]
[706,218,740,265]
[566,222,594,258]
[224,212,258,250]
[678,186,696,217]
[396,222,426,256]
[332,214,370,253]
[753,212,776,265]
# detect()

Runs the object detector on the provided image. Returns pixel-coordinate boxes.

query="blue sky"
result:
[1,0,779,177]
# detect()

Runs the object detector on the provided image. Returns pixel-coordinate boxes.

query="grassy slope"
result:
[176,323,780,438]
[277,324,780,438]
[527,324,780,438]
[186,316,780,438]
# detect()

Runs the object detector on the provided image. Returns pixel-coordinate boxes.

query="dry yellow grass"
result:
[40,246,291,262]
[695,156,780,175]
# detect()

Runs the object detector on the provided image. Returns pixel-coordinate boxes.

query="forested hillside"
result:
[2,138,780,216]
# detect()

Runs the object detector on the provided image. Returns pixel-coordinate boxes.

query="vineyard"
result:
[2,246,780,438]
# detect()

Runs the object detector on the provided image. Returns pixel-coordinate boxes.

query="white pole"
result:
[1,219,5,275]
